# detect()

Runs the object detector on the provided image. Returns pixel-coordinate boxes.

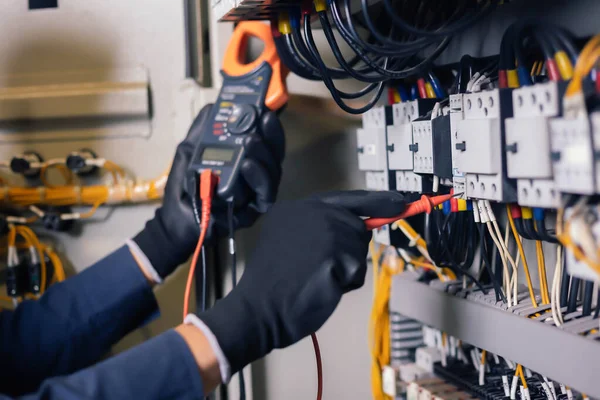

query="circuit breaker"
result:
[505,82,562,208]
[456,89,516,201]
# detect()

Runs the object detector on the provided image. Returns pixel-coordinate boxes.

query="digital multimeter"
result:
[187,22,288,203]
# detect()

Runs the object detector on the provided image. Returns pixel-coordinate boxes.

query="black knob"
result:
[42,212,74,232]
[227,104,258,135]
[10,152,43,178]
[66,149,98,175]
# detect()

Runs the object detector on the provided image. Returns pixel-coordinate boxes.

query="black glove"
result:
[198,190,406,374]
[133,104,285,279]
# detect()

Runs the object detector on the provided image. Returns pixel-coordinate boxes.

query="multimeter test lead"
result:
[363,192,463,231]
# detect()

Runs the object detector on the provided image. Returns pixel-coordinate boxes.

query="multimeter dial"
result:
[228,104,258,135]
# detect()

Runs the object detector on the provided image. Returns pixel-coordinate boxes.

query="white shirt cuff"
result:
[184,313,231,384]
[126,239,163,284]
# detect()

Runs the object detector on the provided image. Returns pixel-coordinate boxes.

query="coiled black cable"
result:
[302,13,385,114]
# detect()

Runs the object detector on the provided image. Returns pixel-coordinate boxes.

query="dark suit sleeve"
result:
[11,330,205,400]
[0,245,160,396]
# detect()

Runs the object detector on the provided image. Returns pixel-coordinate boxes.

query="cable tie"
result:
[29,206,45,217]
[73,185,82,204]
[60,212,81,221]
[408,234,421,247]
[37,186,46,201]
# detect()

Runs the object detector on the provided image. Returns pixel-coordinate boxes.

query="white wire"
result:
[487,222,512,305]
[504,221,519,305]
[432,176,440,193]
[484,201,519,305]
[431,103,441,120]
[466,72,480,92]
[551,246,564,326]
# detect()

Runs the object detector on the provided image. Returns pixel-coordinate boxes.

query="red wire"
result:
[183,171,216,320]
[387,87,395,105]
[311,333,323,400]
[417,78,428,99]
[183,236,205,320]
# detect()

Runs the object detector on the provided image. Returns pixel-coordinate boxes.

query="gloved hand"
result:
[197,190,406,374]
[133,104,285,279]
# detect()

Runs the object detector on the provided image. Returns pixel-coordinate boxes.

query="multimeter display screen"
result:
[202,147,235,162]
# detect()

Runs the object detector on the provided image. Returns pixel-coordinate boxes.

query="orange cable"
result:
[182,170,217,320]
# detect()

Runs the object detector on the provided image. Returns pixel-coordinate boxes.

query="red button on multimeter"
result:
[187,22,289,204]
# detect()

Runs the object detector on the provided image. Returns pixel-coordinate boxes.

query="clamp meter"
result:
[187,22,288,203]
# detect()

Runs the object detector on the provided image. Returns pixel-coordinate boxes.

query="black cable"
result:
[333,0,435,56]
[227,200,245,400]
[567,277,580,314]
[514,218,531,240]
[560,260,570,308]
[582,281,594,317]
[302,13,385,114]
[318,12,384,83]
[594,289,600,319]
[383,0,499,38]
[334,0,452,72]
[273,34,321,80]
[534,218,559,244]
[523,219,543,241]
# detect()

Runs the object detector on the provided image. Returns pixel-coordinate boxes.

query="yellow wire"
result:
[536,241,550,304]
[566,34,600,97]
[40,164,75,188]
[516,365,528,388]
[370,247,404,400]
[43,246,65,282]
[530,61,539,76]
[15,226,47,294]
[506,206,538,307]
[555,51,574,80]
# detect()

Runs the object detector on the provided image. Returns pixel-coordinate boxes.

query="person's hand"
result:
[196,190,406,374]
[132,104,285,280]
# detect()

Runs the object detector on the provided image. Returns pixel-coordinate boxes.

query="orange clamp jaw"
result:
[222,21,289,111]
[364,193,455,231]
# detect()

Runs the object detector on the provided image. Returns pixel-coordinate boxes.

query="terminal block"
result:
[505,82,563,208]
[387,99,436,193]
[456,89,516,202]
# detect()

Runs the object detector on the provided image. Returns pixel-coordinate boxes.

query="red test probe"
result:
[364,193,457,231]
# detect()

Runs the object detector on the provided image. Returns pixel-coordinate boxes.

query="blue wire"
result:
[410,84,418,100]
[397,85,409,102]
[428,72,445,98]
